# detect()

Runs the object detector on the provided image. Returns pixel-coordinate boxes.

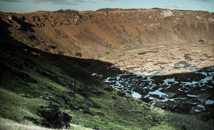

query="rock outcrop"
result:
[39,105,72,129]
[0,9,213,58]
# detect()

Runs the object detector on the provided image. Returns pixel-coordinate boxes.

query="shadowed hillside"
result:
[0,9,214,130]
[0,22,164,130]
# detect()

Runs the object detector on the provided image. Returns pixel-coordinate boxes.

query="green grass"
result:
[134,32,143,45]
[0,36,213,130]
[121,39,128,44]
[0,118,92,130]
[120,25,125,29]
[199,39,205,43]
[168,112,214,130]
[0,89,47,123]
[137,39,142,44]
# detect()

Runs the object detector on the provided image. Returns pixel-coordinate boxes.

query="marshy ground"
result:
[101,41,214,114]
[1,9,214,129]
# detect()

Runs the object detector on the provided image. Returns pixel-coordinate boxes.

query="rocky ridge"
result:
[0,8,214,58]
[0,8,214,130]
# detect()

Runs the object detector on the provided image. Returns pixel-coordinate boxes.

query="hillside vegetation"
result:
[0,9,214,130]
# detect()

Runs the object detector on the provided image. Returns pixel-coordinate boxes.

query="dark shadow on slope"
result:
[12,16,35,32]
[0,19,121,108]
[0,19,121,85]
[0,20,123,128]
[0,16,213,126]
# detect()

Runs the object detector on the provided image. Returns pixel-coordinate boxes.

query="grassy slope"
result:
[0,34,213,130]
[0,118,93,130]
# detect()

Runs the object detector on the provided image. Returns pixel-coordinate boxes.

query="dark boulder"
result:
[39,105,72,129]
[75,52,82,57]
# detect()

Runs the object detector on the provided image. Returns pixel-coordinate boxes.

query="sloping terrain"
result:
[101,41,214,115]
[0,19,184,130]
[0,8,213,58]
[1,26,213,130]
[0,8,214,130]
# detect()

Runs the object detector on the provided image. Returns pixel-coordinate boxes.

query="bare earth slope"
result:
[0,8,214,129]
[0,8,214,58]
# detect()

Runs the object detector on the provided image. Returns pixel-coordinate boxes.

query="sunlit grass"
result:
[0,88,47,122]
[0,36,213,130]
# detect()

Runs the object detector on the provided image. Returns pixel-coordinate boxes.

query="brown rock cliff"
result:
[0,9,213,58]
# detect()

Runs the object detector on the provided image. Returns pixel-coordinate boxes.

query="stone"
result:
[160,10,173,18]
[7,15,14,21]
[39,105,72,129]
[75,52,82,57]
[74,15,82,25]
[63,19,71,25]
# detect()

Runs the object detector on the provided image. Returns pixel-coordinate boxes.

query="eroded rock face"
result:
[39,105,72,129]
[74,14,82,25]
[160,10,174,18]
[0,9,213,58]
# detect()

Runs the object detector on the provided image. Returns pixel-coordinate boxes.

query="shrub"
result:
[138,39,142,44]
[121,40,128,44]
[199,39,205,42]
